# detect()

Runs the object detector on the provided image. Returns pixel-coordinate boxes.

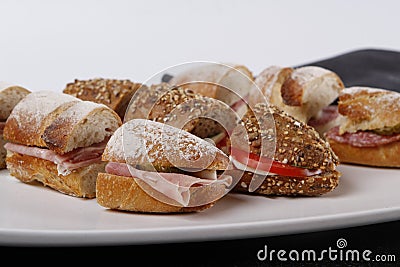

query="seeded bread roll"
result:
[125,83,237,139]
[229,104,340,196]
[63,78,142,120]
[0,82,31,169]
[102,118,229,170]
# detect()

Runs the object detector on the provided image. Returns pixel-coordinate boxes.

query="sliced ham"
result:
[4,141,107,175]
[325,126,400,147]
[105,161,232,207]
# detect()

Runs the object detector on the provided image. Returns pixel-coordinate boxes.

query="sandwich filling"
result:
[325,126,400,147]
[4,140,107,176]
[104,161,232,207]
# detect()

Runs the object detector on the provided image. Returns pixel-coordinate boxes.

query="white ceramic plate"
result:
[0,164,399,246]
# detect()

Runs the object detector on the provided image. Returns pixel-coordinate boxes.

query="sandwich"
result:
[124,82,239,141]
[166,63,254,118]
[250,65,345,136]
[63,78,142,120]
[0,82,31,169]
[3,90,122,198]
[220,103,340,196]
[324,87,400,167]
[96,118,233,213]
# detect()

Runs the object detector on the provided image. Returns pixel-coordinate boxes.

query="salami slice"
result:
[325,126,400,147]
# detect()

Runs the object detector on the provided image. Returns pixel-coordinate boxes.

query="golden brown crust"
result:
[4,91,122,154]
[41,103,122,154]
[280,76,304,106]
[96,173,218,213]
[325,137,400,167]
[338,87,400,134]
[242,104,339,171]
[102,119,229,171]
[63,78,142,120]
[232,170,340,196]
[6,151,106,198]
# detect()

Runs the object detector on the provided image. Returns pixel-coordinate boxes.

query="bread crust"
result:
[125,83,234,139]
[253,66,344,124]
[6,151,106,198]
[96,173,219,213]
[3,91,79,148]
[102,119,229,171]
[168,64,254,103]
[4,91,122,153]
[325,137,400,167]
[63,78,142,119]
[232,170,340,196]
[338,87,400,134]
[242,104,339,171]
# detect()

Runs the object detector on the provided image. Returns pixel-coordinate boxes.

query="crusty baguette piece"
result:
[4,91,122,153]
[325,137,400,168]
[102,119,229,170]
[124,83,236,139]
[6,151,106,198]
[230,103,340,196]
[63,78,142,120]
[168,63,254,107]
[337,87,400,134]
[3,91,122,197]
[96,173,224,213]
[252,65,344,128]
[324,87,400,167]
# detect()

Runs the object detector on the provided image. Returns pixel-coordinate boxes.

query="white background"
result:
[1,0,399,91]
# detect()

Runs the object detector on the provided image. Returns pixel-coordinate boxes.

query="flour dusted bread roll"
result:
[96,119,233,213]
[251,66,345,135]
[3,91,122,198]
[63,78,142,120]
[325,87,400,167]
[0,82,31,169]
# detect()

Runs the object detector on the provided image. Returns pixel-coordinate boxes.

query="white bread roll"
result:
[168,63,254,108]
[252,66,344,134]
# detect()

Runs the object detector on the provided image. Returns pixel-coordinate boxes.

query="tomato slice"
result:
[230,146,321,178]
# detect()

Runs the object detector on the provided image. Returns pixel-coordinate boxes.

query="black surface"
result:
[2,49,400,266]
[299,48,400,92]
